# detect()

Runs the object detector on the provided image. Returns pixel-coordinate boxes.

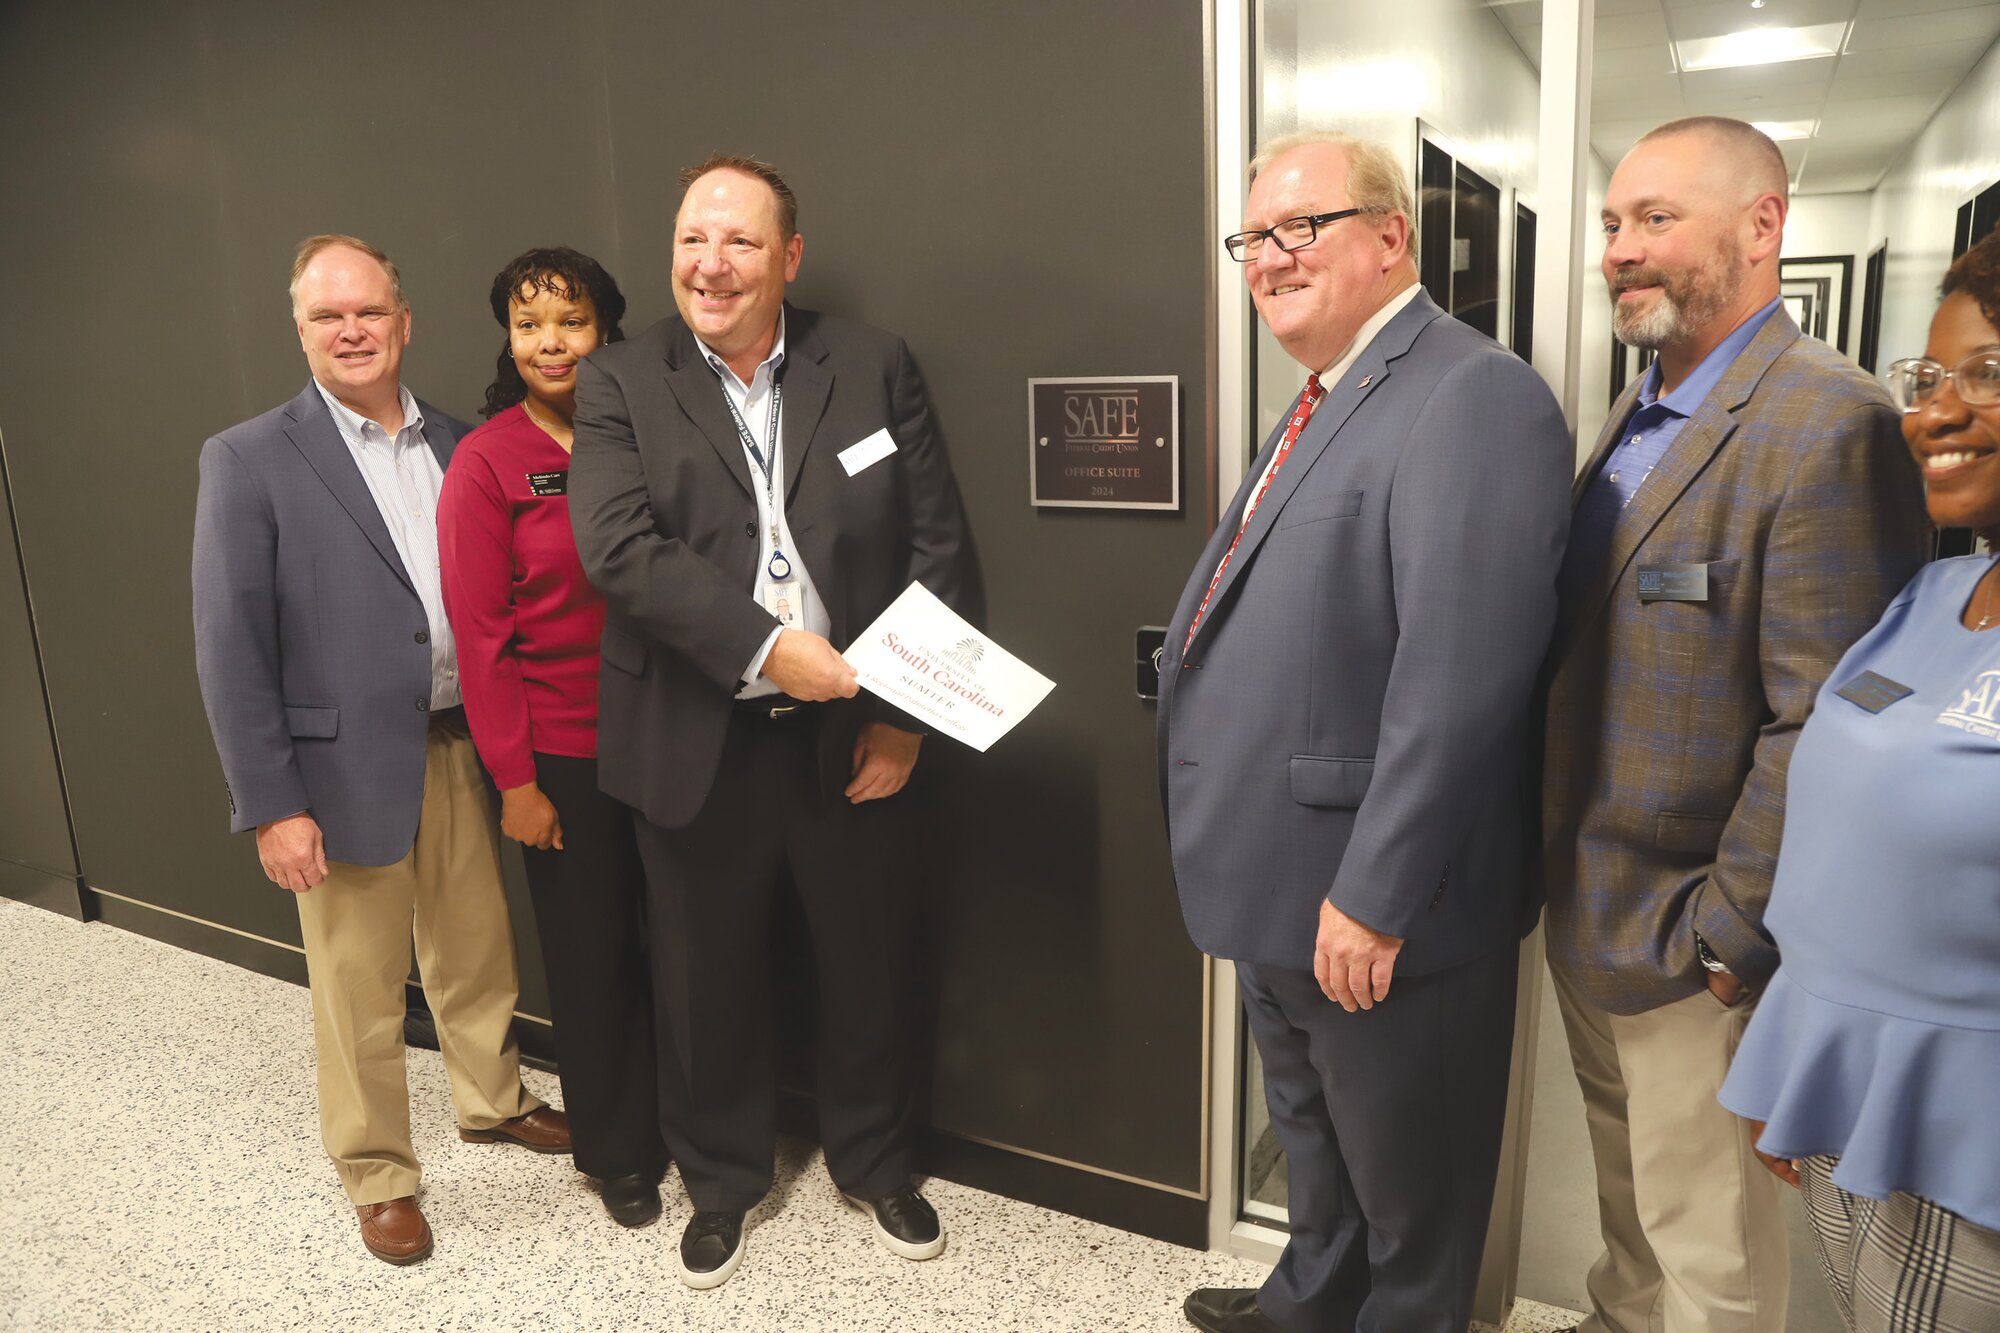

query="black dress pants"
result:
[1239,943,1518,1333]
[631,708,919,1214]
[517,752,666,1182]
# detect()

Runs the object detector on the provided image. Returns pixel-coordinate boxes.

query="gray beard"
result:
[1613,290,1689,349]
[1610,251,1741,351]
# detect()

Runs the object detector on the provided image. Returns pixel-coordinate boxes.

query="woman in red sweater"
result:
[438,248,666,1228]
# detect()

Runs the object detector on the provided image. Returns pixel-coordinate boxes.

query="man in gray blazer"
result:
[191,235,568,1266]
[1542,118,1927,1333]
[568,155,979,1289]
[1161,133,1571,1333]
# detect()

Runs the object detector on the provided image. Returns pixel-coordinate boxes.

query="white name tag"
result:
[838,428,897,477]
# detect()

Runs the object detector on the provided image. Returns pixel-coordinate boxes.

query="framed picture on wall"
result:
[1415,124,1502,340]
[1778,255,1854,354]
[1781,285,1823,339]
[1953,176,2000,260]
[1858,242,1888,374]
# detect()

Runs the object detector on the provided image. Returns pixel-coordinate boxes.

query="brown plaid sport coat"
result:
[1541,309,1929,1014]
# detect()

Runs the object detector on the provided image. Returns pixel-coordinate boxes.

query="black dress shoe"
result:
[1184,1287,1281,1333]
[598,1173,662,1228]
[678,1210,745,1289]
[841,1186,946,1260]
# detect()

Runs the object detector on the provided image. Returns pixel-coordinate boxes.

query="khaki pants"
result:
[293,720,538,1205]
[1552,963,1789,1333]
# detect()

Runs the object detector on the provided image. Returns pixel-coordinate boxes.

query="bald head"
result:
[1635,117,1789,208]
[1600,117,1789,376]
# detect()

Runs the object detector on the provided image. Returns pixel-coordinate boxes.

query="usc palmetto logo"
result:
[942,637,985,671]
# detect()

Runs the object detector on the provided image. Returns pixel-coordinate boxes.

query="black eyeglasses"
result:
[1224,208,1369,262]
[1886,351,2000,413]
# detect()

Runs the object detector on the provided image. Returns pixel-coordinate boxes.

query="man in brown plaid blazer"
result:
[1541,118,1928,1333]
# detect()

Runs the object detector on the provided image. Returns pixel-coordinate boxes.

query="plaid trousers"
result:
[1798,1155,2000,1332]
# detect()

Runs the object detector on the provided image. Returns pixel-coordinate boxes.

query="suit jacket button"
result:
[744,522,756,538]
[414,630,429,644]
[415,698,429,712]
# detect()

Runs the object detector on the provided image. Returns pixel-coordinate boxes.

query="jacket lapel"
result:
[420,398,460,472]
[661,325,757,500]
[283,383,416,595]
[779,306,833,505]
[1566,311,1803,639]
[1574,380,1643,503]
[1191,292,1441,642]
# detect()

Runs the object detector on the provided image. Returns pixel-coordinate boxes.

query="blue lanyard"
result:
[713,368,793,581]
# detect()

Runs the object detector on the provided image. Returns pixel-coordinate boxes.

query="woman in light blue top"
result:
[1720,229,2000,1333]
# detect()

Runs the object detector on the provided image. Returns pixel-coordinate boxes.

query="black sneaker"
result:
[842,1186,946,1260]
[678,1210,745,1289]
[599,1172,662,1229]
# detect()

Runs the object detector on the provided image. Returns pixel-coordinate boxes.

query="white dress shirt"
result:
[313,381,461,709]
[1242,282,1424,522]
[692,316,834,699]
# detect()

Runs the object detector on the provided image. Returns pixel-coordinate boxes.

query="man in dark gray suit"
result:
[192,235,569,1266]
[1160,133,1571,1332]
[568,155,979,1289]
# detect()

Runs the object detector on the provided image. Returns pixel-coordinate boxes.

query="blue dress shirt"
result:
[1559,300,1783,604]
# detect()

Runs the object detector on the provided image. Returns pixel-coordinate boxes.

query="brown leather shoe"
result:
[356,1196,432,1265]
[457,1105,572,1154]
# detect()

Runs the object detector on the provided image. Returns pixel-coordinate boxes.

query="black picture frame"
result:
[1777,255,1854,354]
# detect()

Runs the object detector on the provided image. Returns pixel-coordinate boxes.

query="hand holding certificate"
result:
[844,584,1055,752]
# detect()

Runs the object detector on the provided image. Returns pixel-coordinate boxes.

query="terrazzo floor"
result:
[0,896,1581,1332]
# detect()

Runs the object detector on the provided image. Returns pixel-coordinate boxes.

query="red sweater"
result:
[438,405,606,791]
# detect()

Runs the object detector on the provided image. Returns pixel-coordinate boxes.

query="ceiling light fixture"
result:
[1750,119,1818,140]
[1675,22,1846,71]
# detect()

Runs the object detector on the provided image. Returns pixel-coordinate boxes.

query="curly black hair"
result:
[1941,226,2000,337]
[480,247,628,418]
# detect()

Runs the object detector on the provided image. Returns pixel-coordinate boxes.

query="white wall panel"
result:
[1867,34,2000,367]
[1785,191,1874,262]
[1254,0,1543,435]
[1575,153,1616,457]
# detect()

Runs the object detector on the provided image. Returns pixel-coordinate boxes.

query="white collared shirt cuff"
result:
[743,624,785,687]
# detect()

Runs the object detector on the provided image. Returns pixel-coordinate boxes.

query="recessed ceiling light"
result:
[1675,22,1846,71]
[1750,119,1818,140]
[1750,0,1765,9]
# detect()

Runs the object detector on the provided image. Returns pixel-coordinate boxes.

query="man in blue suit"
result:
[192,236,568,1266]
[1161,133,1571,1332]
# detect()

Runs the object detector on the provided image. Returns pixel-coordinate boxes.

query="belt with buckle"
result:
[426,704,469,731]
[732,696,814,720]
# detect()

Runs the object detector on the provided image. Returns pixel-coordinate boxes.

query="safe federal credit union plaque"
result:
[1029,375,1179,511]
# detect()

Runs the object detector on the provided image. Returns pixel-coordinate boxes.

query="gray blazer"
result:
[1541,310,1928,1012]
[1159,290,1572,977]
[191,381,470,867]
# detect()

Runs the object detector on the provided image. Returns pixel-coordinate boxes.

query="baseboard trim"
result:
[0,857,84,919]
[84,887,557,1068]
[775,1090,1210,1249]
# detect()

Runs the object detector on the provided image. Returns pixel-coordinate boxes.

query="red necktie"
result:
[1184,373,1325,649]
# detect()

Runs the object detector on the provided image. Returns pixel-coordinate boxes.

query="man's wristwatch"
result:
[1694,932,1732,975]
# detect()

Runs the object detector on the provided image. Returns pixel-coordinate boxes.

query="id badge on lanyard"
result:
[719,378,799,626]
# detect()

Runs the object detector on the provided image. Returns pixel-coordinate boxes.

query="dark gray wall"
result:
[0,436,81,914]
[0,0,1214,1227]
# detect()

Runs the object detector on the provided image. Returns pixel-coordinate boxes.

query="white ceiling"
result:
[1489,0,2000,193]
